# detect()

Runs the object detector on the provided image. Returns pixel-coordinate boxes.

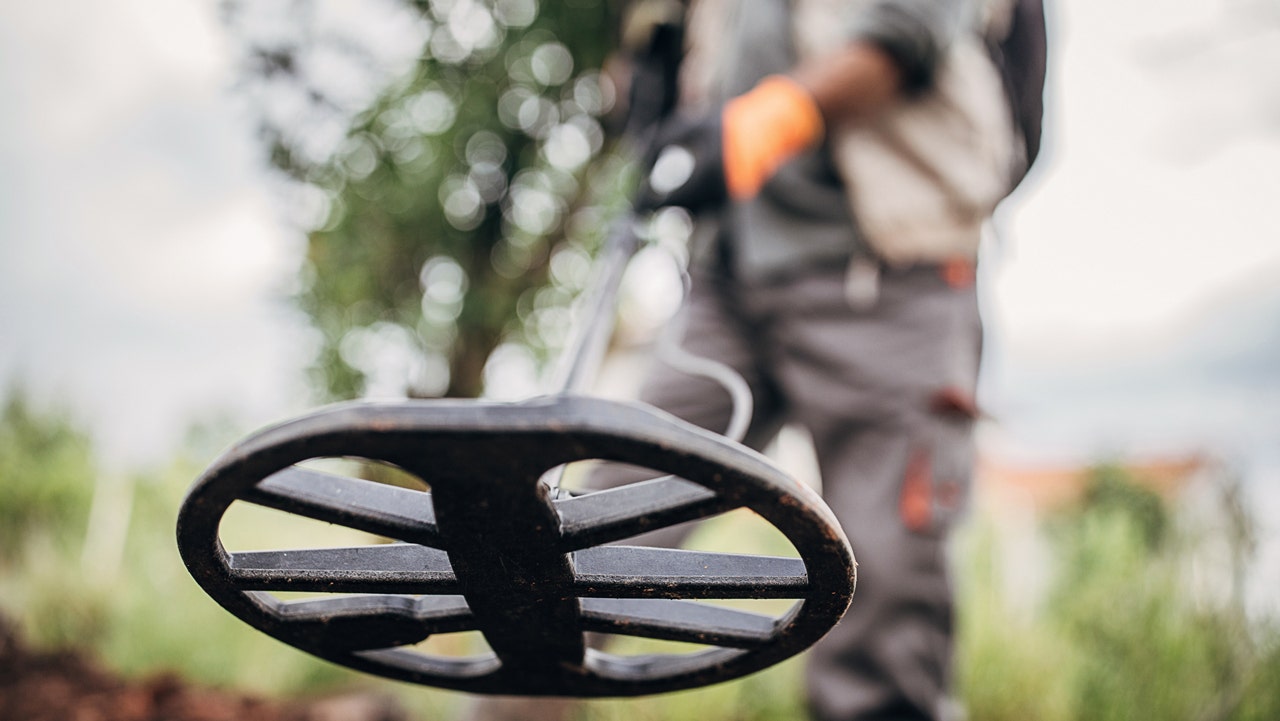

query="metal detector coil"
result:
[176,222,855,697]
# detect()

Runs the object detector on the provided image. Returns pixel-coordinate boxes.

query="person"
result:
[611,1,1043,719]
[465,1,1044,719]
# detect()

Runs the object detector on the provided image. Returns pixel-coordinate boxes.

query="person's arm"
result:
[639,0,966,210]
[793,42,904,127]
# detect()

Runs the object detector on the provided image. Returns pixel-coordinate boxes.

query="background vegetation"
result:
[224,0,632,400]
[2,392,1278,720]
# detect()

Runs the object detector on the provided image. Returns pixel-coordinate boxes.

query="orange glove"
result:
[722,75,826,199]
[638,75,825,211]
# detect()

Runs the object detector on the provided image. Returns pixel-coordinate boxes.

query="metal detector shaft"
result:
[549,217,641,395]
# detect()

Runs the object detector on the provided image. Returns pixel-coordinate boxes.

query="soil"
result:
[0,614,408,721]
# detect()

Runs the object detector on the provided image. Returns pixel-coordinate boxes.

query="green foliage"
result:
[1075,462,1169,549]
[1233,633,1280,721]
[958,465,1280,721]
[1049,516,1234,721]
[83,463,358,693]
[956,522,1076,721]
[231,0,633,400]
[0,392,365,697]
[0,390,94,557]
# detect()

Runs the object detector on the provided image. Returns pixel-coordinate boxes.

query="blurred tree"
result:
[224,0,631,399]
[1077,462,1170,550]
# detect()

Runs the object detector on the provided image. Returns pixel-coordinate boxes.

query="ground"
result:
[0,614,407,721]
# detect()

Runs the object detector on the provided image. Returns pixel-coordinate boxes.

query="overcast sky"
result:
[991,0,1280,358]
[1,0,1278,468]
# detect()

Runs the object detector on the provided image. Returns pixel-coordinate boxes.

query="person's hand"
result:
[636,75,825,212]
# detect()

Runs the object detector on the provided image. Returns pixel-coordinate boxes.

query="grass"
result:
[3,394,1280,720]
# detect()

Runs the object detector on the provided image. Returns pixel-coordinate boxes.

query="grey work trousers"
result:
[618,260,983,721]
[463,260,982,721]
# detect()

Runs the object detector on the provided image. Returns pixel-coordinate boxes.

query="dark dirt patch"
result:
[0,614,407,721]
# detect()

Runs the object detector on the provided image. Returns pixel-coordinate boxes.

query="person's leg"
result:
[764,265,981,721]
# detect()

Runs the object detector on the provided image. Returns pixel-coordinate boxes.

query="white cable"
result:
[651,247,754,445]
